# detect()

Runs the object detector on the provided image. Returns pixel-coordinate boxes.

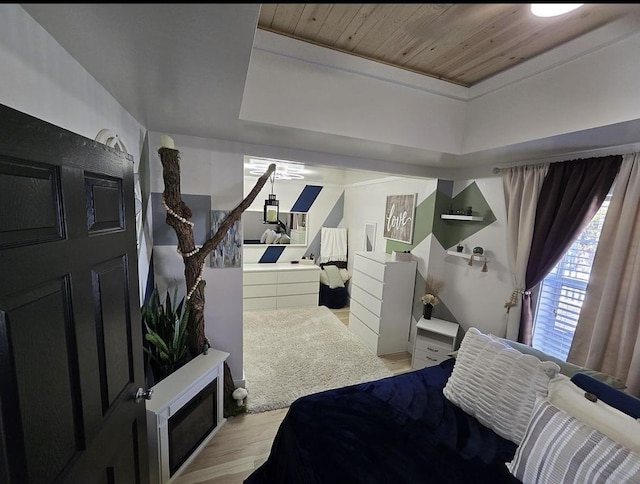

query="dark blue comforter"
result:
[245,359,520,484]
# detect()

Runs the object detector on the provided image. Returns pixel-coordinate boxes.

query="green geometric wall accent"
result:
[385,190,436,253]
[384,180,457,253]
[433,182,497,249]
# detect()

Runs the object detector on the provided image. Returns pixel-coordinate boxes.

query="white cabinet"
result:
[412,317,459,369]
[348,251,417,356]
[243,263,320,310]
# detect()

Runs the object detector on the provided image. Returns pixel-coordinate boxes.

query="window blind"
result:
[532,193,611,360]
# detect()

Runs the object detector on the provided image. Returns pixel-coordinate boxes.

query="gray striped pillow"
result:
[509,397,640,483]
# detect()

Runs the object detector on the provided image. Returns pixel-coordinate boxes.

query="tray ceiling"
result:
[258,4,639,87]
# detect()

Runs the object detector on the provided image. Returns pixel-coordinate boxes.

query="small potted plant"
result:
[421,276,444,320]
[141,285,191,383]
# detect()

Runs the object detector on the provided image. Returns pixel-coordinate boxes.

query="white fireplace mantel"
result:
[146,348,229,483]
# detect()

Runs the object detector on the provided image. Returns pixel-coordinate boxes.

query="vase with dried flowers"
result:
[421,275,444,320]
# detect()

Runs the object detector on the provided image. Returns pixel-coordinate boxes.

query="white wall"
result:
[464,30,640,153]
[0,4,150,302]
[242,32,466,155]
[344,177,437,266]
[344,174,512,352]
[439,177,512,337]
[245,22,640,165]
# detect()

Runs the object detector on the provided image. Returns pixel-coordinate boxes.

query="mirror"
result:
[242,210,308,246]
[364,222,376,252]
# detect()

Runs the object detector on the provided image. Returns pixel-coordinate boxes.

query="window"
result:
[531,192,612,360]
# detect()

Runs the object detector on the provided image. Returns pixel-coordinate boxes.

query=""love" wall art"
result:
[383,193,416,244]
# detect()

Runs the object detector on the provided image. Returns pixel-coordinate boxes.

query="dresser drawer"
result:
[412,351,447,370]
[416,349,449,365]
[414,337,453,356]
[353,254,385,282]
[244,271,278,286]
[278,269,319,284]
[277,293,318,308]
[243,284,277,299]
[243,297,277,311]
[350,284,382,317]
[352,269,384,300]
[349,299,381,334]
[276,281,318,297]
[348,313,379,354]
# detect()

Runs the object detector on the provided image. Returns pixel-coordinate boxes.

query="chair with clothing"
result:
[317,227,351,309]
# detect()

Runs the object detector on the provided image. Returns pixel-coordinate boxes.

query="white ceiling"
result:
[19,4,640,182]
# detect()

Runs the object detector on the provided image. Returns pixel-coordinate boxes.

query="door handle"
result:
[135,387,153,403]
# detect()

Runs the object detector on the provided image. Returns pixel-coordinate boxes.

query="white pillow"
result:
[319,266,350,287]
[319,269,330,286]
[548,375,640,454]
[339,268,351,283]
[443,327,560,445]
[509,397,640,484]
[323,265,345,289]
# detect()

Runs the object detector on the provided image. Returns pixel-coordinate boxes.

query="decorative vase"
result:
[423,303,433,320]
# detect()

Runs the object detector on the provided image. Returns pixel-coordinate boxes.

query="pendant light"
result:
[263,171,279,223]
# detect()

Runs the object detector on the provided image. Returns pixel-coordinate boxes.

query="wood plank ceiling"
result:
[258,4,640,87]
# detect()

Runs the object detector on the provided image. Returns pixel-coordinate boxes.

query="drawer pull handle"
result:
[427,347,440,353]
[426,356,437,362]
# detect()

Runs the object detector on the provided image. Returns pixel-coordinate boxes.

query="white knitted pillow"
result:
[443,327,560,444]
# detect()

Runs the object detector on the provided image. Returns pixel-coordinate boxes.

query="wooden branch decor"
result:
[158,139,275,414]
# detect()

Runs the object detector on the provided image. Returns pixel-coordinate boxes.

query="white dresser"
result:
[348,251,417,356]
[412,317,460,369]
[243,263,320,310]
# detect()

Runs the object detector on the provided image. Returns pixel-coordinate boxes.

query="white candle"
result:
[160,134,175,149]
[266,207,278,222]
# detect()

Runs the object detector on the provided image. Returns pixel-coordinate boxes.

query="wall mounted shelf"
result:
[446,250,489,262]
[441,214,484,221]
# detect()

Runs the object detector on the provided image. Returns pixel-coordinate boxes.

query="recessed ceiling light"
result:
[530,4,583,17]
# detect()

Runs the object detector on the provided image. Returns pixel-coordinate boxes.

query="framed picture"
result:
[210,210,242,268]
[383,194,416,244]
[363,222,376,252]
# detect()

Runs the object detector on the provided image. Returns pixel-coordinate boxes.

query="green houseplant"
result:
[142,285,191,382]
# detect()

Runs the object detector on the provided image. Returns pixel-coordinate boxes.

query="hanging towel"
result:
[319,227,348,264]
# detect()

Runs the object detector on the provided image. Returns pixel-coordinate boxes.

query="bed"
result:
[245,327,640,484]
[244,358,519,484]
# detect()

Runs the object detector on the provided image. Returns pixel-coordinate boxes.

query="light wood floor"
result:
[173,306,412,484]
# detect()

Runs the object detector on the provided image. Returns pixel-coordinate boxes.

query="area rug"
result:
[243,305,394,414]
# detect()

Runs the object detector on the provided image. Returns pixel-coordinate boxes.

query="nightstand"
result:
[412,317,460,370]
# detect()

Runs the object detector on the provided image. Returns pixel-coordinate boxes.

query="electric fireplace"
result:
[146,349,229,483]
